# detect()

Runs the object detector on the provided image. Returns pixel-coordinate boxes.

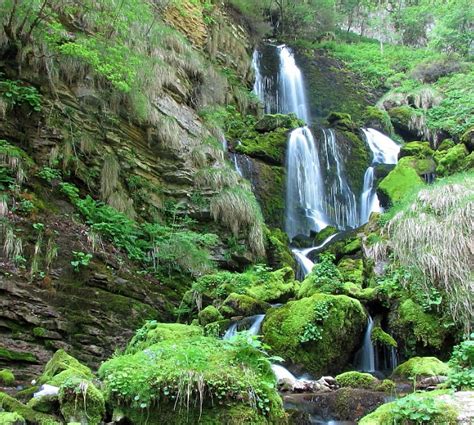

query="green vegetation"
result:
[298,252,343,298]
[371,327,397,348]
[0,369,15,385]
[0,411,25,424]
[335,371,377,389]
[392,357,450,380]
[447,338,474,390]
[99,322,285,423]
[0,392,60,425]
[0,77,42,112]
[70,251,92,272]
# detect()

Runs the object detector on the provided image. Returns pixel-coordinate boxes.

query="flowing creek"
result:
[226,43,402,423]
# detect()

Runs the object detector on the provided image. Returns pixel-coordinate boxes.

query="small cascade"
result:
[360,128,400,223]
[223,314,266,340]
[271,364,297,382]
[229,153,243,177]
[320,129,359,229]
[252,49,278,114]
[357,315,376,372]
[286,127,329,239]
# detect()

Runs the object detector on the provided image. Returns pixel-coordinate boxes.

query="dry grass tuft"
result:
[380,174,474,334]
[195,166,239,191]
[100,154,120,200]
[156,116,181,150]
[210,186,265,257]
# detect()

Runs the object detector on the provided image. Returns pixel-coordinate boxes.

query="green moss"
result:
[337,257,364,286]
[378,159,425,205]
[388,105,415,129]
[32,327,47,337]
[335,371,377,389]
[371,327,397,348]
[254,114,303,132]
[375,379,396,392]
[222,293,270,317]
[0,412,25,424]
[0,369,15,385]
[435,143,470,176]
[312,226,338,246]
[391,299,448,352]
[262,294,366,376]
[99,325,285,424]
[39,350,92,385]
[266,227,296,270]
[399,141,433,158]
[198,305,223,326]
[0,392,60,425]
[59,378,105,425]
[126,322,203,354]
[438,139,456,151]
[362,106,394,135]
[327,112,355,131]
[392,357,450,379]
[27,395,58,414]
[0,348,37,363]
[254,164,286,227]
[245,267,297,303]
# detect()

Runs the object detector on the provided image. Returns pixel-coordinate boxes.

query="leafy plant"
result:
[391,392,455,424]
[448,337,474,390]
[0,78,42,111]
[71,251,92,272]
[299,300,331,343]
[38,167,62,183]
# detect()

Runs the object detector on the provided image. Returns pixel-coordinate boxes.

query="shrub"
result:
[447,338,474,390]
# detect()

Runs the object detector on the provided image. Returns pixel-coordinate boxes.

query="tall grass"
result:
[379,172,474,335]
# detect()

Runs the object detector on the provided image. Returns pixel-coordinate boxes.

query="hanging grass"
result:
[379,172,474,335]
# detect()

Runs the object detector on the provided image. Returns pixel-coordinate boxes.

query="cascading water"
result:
[320,129,359,229]
[286,127,329,239]
[356,315,376,372]
[360,128,400,223]
[223,314,266,340]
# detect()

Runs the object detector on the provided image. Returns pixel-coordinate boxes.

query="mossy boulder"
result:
[378,158,424,205]
[58,378,105,425]
[126,322,203,354]
[392,357,450,380]
[0,412,25,424]
[388,105,418,140]
[27,395,59,415]
[222,293,270,317]
[400,155,436,175]
[0,369,15,385]
[99,323,286,424]
[375,379,396,392]
[399,141,433,158]
[335,371,378,389]
[438,138,456,151]
[198,305,223,326]
[327,112,355,131]
[389,299,450,356]
[435,143,471,176]
[262,294,366,376]
[38,350,92,386]
[0,392,60,425]
[254,113,302,133]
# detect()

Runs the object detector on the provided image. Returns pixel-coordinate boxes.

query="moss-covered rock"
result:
[359,391,458,425]
[437,138,456,151]
[312,226,338,246]
[0,412,25,425]
[435,143,471,176]
[371,327,397,348]
[399,141,433,158]
[337,257,364,286]
[0,392,60,425]
[38,350,92,385]
[267,227,296,270]
[388,105,418,140]
[362,106,394,135]
[222,293,270,317]
[389,299,450,356]
[58,378,105,425]
[392,357,450,380]
[27,395,59,414]
[254,114,303,133]
[126,322,203,354]
[0,369,15,385]
[375,379,396,393]
[335,371,378,389]
[0,348,37,363]
[99,323,286,424]
[400,155,436,175]
[245,266,297,303]
[198,305,223,326]
[262,294,366,376]
[378,158,424,205]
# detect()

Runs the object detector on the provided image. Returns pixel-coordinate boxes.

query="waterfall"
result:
[271,364,297,382]
[320,129,359,229]
[293,234,339,279]
[360,128,400,223]
[277,45,310,123]
[285,127,329,239]
[357,315,376,372]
